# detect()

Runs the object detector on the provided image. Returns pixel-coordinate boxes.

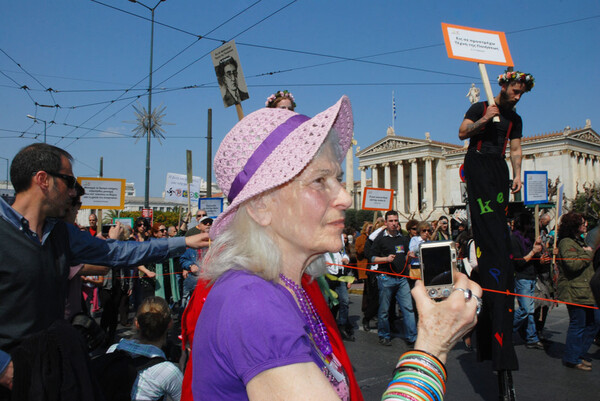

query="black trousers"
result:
[465,150,518,371]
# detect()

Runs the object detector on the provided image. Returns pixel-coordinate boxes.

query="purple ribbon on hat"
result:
[228,114,310,203]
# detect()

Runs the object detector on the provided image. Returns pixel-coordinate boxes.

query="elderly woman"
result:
[557,212,600,371]
[192,96,481,400]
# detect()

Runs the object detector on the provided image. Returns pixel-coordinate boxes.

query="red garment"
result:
[180,274,363,401]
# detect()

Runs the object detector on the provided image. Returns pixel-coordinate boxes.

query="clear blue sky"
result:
[1,0,599,197]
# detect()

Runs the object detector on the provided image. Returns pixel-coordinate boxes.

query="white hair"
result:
[201,130,343,283]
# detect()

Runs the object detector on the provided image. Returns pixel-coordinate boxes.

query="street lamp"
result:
[26,114,47,143]
[129,0,167,209]
[0,157,8,189]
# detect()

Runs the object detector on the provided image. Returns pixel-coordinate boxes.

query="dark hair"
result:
[10,143,73,193]
[215,57,238,86]
[135,297,171,342]
[513,212,535,242]
[405,219,419,232]
[558,212,584,241]
[385,210,398,220]
[438,215,448,223]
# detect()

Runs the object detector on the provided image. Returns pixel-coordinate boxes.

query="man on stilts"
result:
[459,70,535,401]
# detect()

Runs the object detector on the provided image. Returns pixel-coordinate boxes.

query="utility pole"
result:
[207,109,212,197]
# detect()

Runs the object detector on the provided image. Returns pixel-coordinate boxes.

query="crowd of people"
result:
[0,85,598,401]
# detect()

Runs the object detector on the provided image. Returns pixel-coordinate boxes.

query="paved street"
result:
[344,293,600,401]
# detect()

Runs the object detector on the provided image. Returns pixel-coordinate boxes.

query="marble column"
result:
[395,161,405,213]
[424,157,434,212]
[409,158,418,212]
[359,166,367,210]
[434,158,445,207]
[345,146,354,208]
[383,162,391,189]
[586,155,593,185]
[595,156,600,184]
[371,165,379,188]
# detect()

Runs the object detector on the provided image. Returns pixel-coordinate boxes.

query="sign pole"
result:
[477,63,500,123]
[534,204,540,239]
[186,150,193,214]
[235,103,244,121]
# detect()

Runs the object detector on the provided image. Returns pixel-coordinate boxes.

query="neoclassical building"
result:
[354,120,599,221]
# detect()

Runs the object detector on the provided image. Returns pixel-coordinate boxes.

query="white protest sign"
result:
[523,171,548,205]
[362,187,394,211]
[442,23,513,66]
[199,197,224,219]
[164,173,204,205]
[79,177,125,209]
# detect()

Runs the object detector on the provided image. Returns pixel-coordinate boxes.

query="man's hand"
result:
[532,237,543,254]
[108,222,123,240]
[0,361,13,390]
[190,264,200,274]
[185,233,210,249]
[387,254,395,263]
[511,176,522,193]
[483,104,500,122]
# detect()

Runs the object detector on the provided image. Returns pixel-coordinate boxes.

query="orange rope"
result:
[325,261,600,311]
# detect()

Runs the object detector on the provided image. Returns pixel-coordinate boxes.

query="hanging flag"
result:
[392,92,397,120]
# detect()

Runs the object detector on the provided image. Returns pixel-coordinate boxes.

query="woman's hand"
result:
[412,272,481,363]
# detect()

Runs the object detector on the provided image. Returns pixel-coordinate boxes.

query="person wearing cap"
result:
[185,209,208,237]
[188,97,481,401]
[458,70,535,398]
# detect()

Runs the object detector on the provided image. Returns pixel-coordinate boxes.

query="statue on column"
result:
[466,83,481,104]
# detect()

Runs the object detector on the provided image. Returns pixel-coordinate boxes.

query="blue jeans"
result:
[563,305,600,365]
[513,278,539,343]
[332,281,350,326]
[377,274,417,342]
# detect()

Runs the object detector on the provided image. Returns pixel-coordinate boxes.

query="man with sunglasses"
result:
[185,209,209,237]
[0,143,209,397]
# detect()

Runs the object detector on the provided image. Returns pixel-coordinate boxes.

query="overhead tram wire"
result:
[58,0,265,146]
[24,11,600,145]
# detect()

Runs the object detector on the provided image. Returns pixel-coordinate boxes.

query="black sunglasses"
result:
[422,229,433,233]
[159,228,166,232]
[46,171,77,189]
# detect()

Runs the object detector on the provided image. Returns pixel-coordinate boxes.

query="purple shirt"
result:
[191,270,317,400]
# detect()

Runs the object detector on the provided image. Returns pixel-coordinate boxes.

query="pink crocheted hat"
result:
[211,95,353,239]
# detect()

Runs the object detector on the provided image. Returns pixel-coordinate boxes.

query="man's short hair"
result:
[385,210,398,220]
[215,57,238,86]
[10,143,73,193]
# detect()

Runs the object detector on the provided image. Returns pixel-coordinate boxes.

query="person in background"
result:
[433,215,450,241]
[510,212,545,350]
[265,90,296,111]
[405,219,419,239]
[556,212,600,371]
[106,297,183,400]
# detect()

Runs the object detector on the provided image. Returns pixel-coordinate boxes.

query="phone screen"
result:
[101,225,112,236]
[421,245,453,286]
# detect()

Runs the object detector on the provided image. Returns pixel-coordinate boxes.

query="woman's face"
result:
[275,98,294,111]
[420,226,432,240]
[267,144,351,261]
[579,219,588,234]
[439,218,448,232]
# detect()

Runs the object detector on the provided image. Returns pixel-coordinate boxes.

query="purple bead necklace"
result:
[279,273,332,357]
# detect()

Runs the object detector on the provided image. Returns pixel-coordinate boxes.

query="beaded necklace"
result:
[279,273,332,357]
